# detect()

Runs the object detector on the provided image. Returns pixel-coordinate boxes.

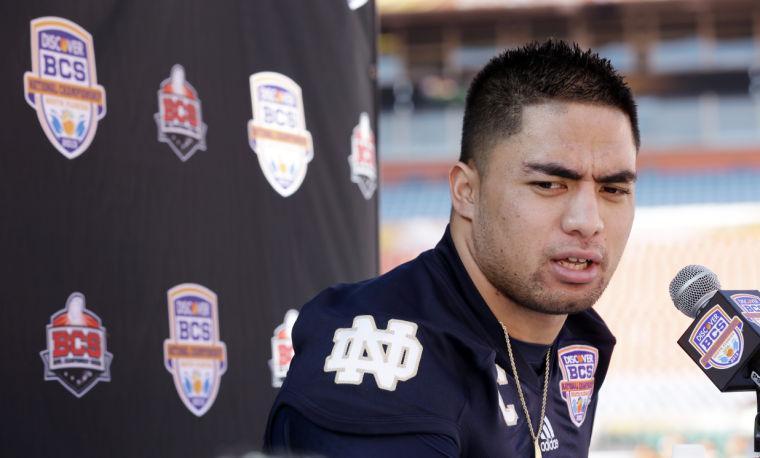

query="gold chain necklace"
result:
[500,322,551,458]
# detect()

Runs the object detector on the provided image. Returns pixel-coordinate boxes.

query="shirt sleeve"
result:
[266,405,459,458]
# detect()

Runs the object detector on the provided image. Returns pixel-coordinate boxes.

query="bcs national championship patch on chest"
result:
[23,17,106,159]
[558,345,598,427]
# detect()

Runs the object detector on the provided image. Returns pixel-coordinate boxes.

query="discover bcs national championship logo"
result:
[164,283,227,417]
[40,292,113,397]
[23,17,106,159]
[689,304,743,370]
[731,293,760,328]
[558,345,597,427]
[248,71,313,197]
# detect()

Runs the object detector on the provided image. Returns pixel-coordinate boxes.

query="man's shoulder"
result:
[271,254,493,441]
[300,249,440,317]
[292,248,466,342]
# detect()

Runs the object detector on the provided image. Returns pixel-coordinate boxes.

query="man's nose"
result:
[561,184,604,239]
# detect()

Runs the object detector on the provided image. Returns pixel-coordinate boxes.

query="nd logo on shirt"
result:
[164,283,227,417]
[23,17,106,159]
[324,315,423,391]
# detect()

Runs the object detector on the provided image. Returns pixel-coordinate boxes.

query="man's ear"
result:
[449,161,479,221]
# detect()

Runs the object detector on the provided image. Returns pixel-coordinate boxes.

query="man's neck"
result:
[450,221,567,345]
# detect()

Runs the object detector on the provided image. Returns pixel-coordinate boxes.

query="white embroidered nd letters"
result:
[324,315,423,391]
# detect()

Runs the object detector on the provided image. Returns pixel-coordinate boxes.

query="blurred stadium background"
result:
[375,0,760,456]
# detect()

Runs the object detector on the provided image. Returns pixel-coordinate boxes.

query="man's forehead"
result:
[490,103,637,174]
[516,102,635,144]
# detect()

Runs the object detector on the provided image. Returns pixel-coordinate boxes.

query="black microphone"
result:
[670,264,760,392]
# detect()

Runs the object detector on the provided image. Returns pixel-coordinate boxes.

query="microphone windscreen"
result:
[669,265,721,318]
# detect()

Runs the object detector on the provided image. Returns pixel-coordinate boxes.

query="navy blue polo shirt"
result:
[265,227,615,457]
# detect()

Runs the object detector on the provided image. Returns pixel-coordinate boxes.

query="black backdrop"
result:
[1,0,378,456]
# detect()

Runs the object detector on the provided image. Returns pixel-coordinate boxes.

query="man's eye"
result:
[532,181,562,190]
[602,186,631,195]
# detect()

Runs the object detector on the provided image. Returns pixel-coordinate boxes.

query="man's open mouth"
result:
[556,258,592,270]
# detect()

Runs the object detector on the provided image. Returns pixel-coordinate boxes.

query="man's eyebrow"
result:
[523,162,582,180]
[596,170,637,184]
[523,162,637,183]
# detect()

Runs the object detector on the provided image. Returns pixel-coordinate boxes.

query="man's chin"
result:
[524,286,604,315]
[488,270,606,315]
[526,300,597,315]
[546,275,607,309]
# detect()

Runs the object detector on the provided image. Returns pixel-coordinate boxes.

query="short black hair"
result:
[460,39,639,173]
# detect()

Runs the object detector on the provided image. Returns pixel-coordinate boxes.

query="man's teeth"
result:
[558,258,590,270]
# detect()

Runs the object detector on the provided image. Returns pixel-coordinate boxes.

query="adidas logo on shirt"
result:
[540,417,560,452]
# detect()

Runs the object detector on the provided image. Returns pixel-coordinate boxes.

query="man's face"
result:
[471,101,637,315]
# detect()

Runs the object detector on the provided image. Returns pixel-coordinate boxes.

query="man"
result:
[264,39,639,457]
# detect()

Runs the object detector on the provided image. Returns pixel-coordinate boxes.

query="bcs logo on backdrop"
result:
[348,112,377,200]
[269,309,299,388]
[23,17,106,159]
[164,283,227,417]
[40,292,113,397]
[248,72,313,197]
[154,64,207,162]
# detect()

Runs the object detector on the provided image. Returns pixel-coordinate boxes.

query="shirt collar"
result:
[432,225,614,386]
[433,225,547,385]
